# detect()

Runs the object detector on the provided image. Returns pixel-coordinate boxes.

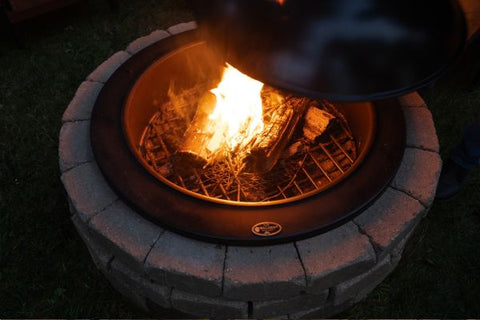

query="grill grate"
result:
[140,92,358,204]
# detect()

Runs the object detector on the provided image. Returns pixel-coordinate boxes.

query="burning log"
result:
[175,63,267,174]
[174,92,217,173]
[243,97,309,173]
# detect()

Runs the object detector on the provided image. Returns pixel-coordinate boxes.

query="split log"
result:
[174,92,217,173]
[303,106,335,141]
[243,97,309,173]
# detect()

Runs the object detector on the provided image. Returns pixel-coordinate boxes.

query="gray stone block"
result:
[61,162,118,222]
[62,81,103,122]
[86,51,131,83]
[333,255,393,305]
[72,213,113,271]
[145,231,225,297]
[59,121,93,172]
[253,290,329,318]
[102,260,150,312]
[353,187,425,260]
[398,92,425,108]
[223,243,306,301]
[171,289,248,318]
[126,30,170,54]
[89,200,163,272]
[108,258,171,310]
[166,21,197,35]
[296,222,376,294]
[403,106,439,152]
[391,148,442,207]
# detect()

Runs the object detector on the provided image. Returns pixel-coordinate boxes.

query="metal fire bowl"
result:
[91,30,405,245]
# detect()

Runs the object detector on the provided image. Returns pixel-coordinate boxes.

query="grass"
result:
[0,1,479,317]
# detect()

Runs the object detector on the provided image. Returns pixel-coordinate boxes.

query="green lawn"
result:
[1,1,479,318]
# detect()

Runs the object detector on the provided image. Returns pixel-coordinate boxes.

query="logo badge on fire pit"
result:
[251,222,282,237]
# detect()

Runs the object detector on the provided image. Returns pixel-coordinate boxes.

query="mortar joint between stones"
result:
[143,229,165,265]
[106,255,115,272]
[221,246,228,296]
[406,146,440,156]
[405,144,439,154]
[351,220,379,264]
[86,197,121,224]
[293,241,309,288]
[60,160,93,175]
[389,185,429,209]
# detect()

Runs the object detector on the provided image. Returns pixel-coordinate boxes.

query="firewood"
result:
[174,92,217,173]
[243,97,309,173]
[303,106,335,141]
[281,140,307,158]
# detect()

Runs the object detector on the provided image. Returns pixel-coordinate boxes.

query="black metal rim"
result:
[91,30,406,245]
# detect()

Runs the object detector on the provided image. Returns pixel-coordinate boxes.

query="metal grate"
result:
[140,94,358,204]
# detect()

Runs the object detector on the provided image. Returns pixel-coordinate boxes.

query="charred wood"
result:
[174,92,217,173]
[243,96,309,173]
[303,106,335,141]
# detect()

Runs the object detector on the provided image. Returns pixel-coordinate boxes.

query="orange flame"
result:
[206,64,264,155]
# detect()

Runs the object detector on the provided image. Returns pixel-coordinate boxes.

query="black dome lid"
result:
[192,0,466,101]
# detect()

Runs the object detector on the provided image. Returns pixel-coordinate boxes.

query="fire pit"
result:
[60,22,441,318]
[90,26,405,245]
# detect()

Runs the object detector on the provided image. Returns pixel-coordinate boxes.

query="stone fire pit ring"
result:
[59,22,442,318]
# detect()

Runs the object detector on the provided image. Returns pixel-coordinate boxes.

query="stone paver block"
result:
[145,231,224,297]
[398,92,425,108]
[166,21,197,35]
[89,200,163,272]
[72,213,113,271]
[403,106,439,152]
[61,162,118,222]
[253,290,329,318]
[108,258,171,309]
[296,222,376,294]
[391,148,442,207]
[126,30,170,54]
[87,51,131,83]
[354,187,425,260]
[223,243,306,301]
[333,255,393,305]
[59,120,93,172]
[62,81,103,122]
[171,289,248,318]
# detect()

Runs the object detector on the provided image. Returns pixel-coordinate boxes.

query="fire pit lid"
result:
[192,0,466,101]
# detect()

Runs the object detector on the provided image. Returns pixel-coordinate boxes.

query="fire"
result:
[206,63,264,156]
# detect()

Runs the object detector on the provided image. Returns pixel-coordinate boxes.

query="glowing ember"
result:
[206,63,265,155]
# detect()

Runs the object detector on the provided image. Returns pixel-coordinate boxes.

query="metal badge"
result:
[251,222,282,237]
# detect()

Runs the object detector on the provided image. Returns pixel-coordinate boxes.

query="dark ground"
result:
[0,0,479,318]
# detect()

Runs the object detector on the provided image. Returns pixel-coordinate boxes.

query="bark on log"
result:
[303,106,335,141]
[174,92,217,173]
[243,97,309,173]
